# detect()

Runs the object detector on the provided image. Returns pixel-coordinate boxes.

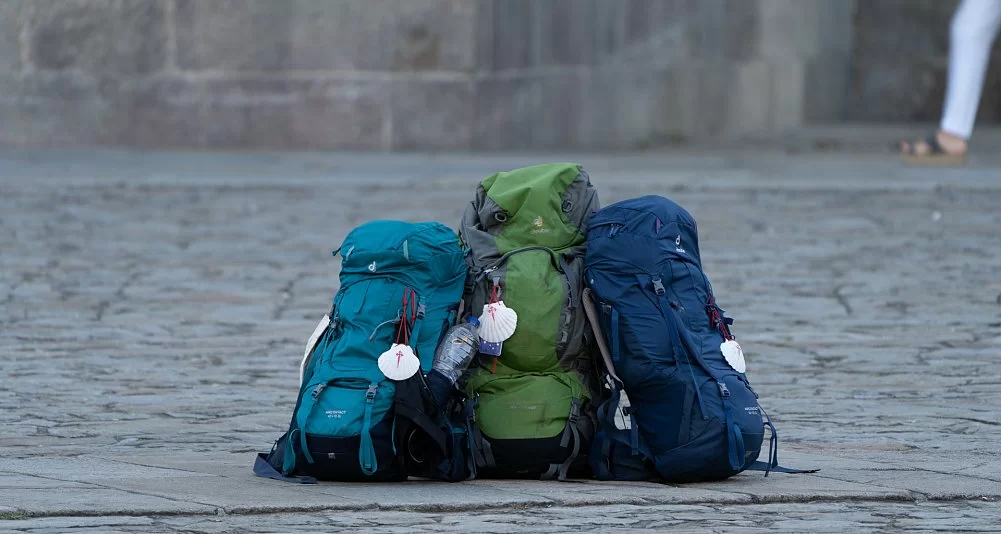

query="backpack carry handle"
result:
[582,289,622,386]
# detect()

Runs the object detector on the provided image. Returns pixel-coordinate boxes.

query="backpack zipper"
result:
[476,246,565,282]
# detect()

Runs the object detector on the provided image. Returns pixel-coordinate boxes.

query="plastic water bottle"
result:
[427,316,480,406]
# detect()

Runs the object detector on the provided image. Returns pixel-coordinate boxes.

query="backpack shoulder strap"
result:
[746,407,820,476]
[393,376,448,457]
[641,274,726,382]
[745,462,818,474]
[541,399,582,481]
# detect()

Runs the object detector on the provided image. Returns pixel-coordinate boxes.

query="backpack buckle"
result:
[568,399,581,423]
[651,277,666,296]
[365,384,378,401]
[717,382,730,398]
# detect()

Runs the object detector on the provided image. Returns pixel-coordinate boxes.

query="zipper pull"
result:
[368,310,402,341]
[475,266,498,283]
[311,384,326,399]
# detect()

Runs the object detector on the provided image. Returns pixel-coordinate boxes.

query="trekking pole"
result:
[581,289,621,384]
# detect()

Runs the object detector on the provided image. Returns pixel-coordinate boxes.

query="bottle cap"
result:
[467,315,480,327]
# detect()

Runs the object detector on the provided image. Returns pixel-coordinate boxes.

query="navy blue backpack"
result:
[583,196,813,482]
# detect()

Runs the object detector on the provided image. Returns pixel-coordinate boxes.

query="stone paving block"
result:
[0,1,24,72]
[685,0,758,60]
[592,0,627,64]
[0,457,215,482]
[0,474,96,489]
[685,471,913,502]
[471,75,539,150]
[852,0,954,62]
[8,488,216,516]
[102,452,267,478]
[672,61,732,138]
[776,450,913,472]
[724,60,772,135]
[531,73,587,148]
[312,479,555,510]
[159,513,337,533]
[191,78,392,150]
[31,0,166,75]
[846,58,948,123]
[957,463,1001,483]
[580,66,682,149]
[472,0,494,72]
[175,0,476,71]
[0,516,156,531]
[489,0,535,70]
[0,73,120,146]
[473,72,597,149]
[97,476,373,515]
[390,80,473,150]
[470,479,752,506]
[819,469,1001,500]
[537,0,595,67]
[758,0,825,59]
[804,54,852,123]
[115,77,204,148]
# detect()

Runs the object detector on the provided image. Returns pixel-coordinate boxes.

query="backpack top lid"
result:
[471,163,596,253]
[335,220,465,289]
[588,195,702,268]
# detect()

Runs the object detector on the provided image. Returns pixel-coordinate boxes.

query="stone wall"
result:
[1,0,858,150]
[848,0,1001,125]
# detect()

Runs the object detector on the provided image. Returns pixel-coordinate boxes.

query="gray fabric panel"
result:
[459,183,504,268]
[561,168,600,235]
[459,181,506,322]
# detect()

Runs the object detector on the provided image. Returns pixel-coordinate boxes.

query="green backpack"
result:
[459,163,600,480]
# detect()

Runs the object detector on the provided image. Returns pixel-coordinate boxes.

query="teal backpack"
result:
[254,220,468,482]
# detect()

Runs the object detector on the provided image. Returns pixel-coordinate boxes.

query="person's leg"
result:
[902,0,1001,157]
[941,0,1001,141]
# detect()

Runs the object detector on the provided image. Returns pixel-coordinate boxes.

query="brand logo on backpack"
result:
[530,216,550,235]
[368,261,377,272]
[675,235,686,254]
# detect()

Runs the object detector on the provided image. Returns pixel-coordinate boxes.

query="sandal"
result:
[900,134,967,166]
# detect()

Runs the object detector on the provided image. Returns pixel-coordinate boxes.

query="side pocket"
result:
[556,254,587,363]
[677,385,696,445]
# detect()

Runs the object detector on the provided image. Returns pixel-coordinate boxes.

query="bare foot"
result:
[899,130,968,156]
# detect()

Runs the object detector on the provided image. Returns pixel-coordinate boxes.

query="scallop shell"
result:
[478,300,518,343]
[378,343,420,381]
[720,340,746,374]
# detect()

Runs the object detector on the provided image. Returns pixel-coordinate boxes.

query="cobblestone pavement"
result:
[0,149,999,532]
[1,500,1000,533]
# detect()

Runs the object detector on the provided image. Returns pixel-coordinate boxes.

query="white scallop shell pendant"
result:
[478,300,518,343]
[378,343,420,381]
[720,340,746,373]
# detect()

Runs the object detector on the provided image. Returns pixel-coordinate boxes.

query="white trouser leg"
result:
[940,0,1001,140]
